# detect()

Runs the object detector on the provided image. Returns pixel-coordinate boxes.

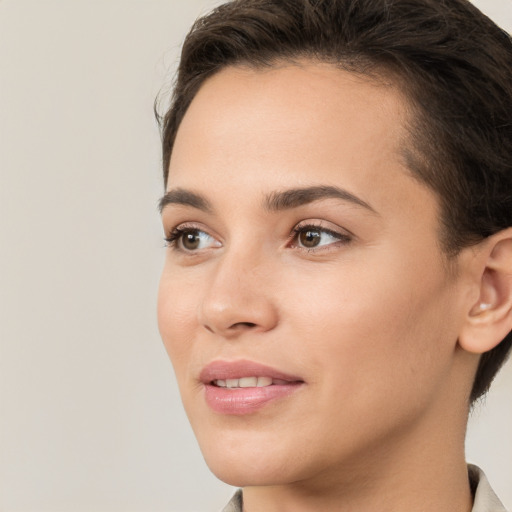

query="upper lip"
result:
[199,359,304,384]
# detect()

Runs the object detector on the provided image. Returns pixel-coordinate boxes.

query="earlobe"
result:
[459,229,512,355]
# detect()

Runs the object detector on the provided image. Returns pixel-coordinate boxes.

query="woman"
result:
[156,0,512,510]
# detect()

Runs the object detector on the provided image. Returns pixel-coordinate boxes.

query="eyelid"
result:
[163,219,353,255]
[289,220,353,251]
[164,222,222,252]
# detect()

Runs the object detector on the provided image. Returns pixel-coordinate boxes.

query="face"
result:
[158,63,470,488]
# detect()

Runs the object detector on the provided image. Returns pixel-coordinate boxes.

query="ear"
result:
[458,228,512,354]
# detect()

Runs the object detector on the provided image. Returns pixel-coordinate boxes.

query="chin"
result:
[195,428,304,487]
[204,452,296,487]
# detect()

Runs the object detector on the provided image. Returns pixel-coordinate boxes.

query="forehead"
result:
[168,62,440,235]
[170,61,413,189]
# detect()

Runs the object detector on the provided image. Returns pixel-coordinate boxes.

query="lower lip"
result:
[204,383,302,415]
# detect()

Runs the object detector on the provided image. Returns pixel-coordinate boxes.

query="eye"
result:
[292,223,351,250]
[165,226,220,252]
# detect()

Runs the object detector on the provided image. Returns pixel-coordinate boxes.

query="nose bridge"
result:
[199,241,278,336]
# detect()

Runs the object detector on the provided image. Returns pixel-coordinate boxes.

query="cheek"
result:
[157,267,197,373]
[284,250,457,406]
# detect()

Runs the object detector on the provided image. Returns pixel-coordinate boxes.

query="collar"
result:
[468,464,508,512]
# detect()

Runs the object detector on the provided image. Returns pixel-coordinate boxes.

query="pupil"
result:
[300,230,320,248]
[183,231,200,250]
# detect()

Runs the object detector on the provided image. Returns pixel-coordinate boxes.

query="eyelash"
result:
[164,222,352,253]
[290,223,352,251]
[164,225,209,249]
[164,227,187,246]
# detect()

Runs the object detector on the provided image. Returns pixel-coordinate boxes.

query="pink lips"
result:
[200,360,304,415]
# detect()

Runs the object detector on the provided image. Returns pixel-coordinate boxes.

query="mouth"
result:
[212,376,292,388]
[200,360,305,415]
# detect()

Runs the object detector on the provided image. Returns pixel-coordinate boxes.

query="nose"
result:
[198,249,279,339]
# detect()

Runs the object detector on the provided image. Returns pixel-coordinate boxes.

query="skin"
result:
[158,62,486,512]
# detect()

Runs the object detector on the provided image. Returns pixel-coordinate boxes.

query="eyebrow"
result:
[159,185,376,215]
[264,185,377,213]
[159,188,213,214]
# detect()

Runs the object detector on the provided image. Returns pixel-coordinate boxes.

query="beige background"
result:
[0,1,510,510]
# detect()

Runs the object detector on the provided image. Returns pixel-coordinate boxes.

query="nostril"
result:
[203,320,258,335]
[202,321,256,334]
[233,322,257,329]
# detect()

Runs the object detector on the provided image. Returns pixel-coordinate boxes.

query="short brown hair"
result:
[156,0,512,403]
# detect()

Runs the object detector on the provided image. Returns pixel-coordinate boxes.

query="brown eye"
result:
[293,224,351,250]
[299,229,322,248]
[181,230,201,250]
[165,227,219,252]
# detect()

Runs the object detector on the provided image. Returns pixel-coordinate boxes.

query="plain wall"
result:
[0,1,510,510]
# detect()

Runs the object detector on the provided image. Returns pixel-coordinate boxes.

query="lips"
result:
[200,359,303,383]
[200,360,304,415]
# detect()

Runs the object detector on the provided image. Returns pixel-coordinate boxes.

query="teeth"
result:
[257,376,273,387]
[239,377,258,387]
[213,376,274,388]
